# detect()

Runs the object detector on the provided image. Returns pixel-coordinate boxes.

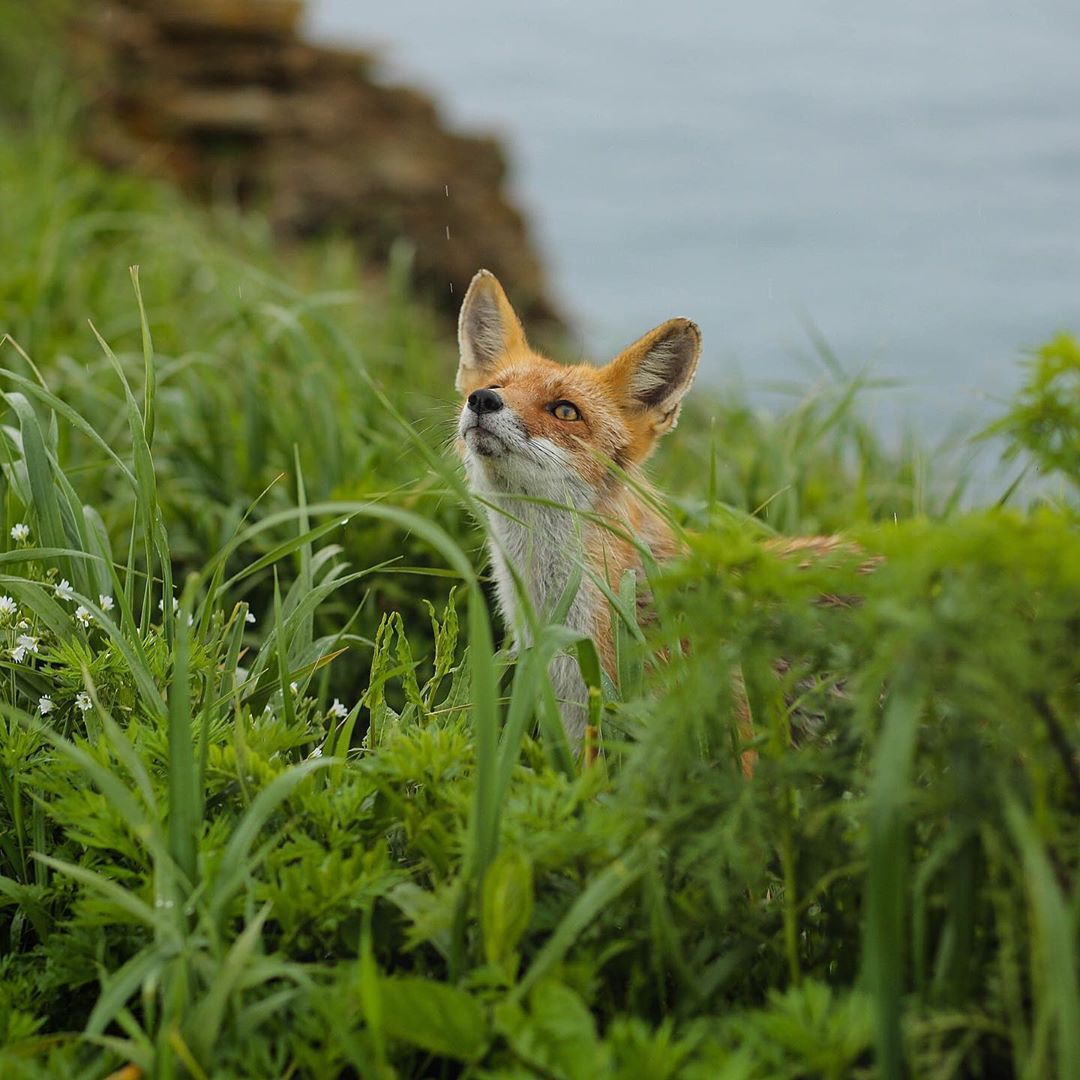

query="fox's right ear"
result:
[604,317,701,436]
[456,270,528,393]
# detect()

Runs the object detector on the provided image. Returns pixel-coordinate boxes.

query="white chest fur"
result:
[466,463,599,748]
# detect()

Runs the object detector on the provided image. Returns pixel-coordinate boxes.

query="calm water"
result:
[310,1,1080,436]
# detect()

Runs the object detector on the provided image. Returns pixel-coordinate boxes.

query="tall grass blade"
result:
[167,579,199,891]
[862,679,921,1080]
[1004,795,1080,1080]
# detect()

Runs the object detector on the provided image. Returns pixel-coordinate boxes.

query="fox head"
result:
[456,270,701,502]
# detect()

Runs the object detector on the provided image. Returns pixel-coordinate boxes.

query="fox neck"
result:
[470,463,677,748]
[472,473,596,750]
[470,465,675,654]
[469,467,594,641]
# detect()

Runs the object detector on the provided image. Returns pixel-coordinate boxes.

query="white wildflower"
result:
[75,691,92,713]
[99,594,115,612]
[328,698,348,720]
[38,695,53,716]
[289,681,299,694]
[156,595,191,624]
[12,634,38,662]
[9,523,30,542]
[74,605,92,628]
[16,619,28,630]
[245,611,256,624]
[54,579,74,602]
[309,744,324,759]
[0,595,17,619]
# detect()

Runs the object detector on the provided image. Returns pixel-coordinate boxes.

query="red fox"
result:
[455,269,701,749]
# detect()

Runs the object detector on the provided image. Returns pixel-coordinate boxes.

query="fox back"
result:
[455,270,701,746]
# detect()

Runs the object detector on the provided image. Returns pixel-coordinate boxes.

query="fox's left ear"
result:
[456,269,529,393]
[604,318,701,435]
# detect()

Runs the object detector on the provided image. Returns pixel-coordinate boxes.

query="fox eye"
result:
[551,400,581,422]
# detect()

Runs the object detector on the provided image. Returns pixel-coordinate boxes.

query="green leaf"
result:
[505,979,607,1080]
[513,842,649,1002]
[0,365,137,490]
[86,944,170,1037]
[0,873,50,940]
[167,577,199,889]
[210,757,337,920]
[3,392,72,581]
[861,679,921,1080]
[1004,795,1080,1080]
[377,976,488,1063]
[33,853,164,932]
[468,593,500,884]
[188,905,272,1062]
[481,848,533,973]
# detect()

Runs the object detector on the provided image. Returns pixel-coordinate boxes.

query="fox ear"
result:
[604,318,701,435]
[456,270,528,393]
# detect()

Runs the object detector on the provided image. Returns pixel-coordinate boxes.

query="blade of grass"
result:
[862,678,921,1080]
[1004,794,1080,1080]
[167,577,199,891]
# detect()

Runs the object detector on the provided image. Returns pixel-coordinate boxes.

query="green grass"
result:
[1,26,1079,1080]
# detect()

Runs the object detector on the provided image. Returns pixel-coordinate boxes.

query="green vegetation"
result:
[1,20,1079,1080]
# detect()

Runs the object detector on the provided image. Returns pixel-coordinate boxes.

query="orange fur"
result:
[455,272,694,695]
[454,269,873,767]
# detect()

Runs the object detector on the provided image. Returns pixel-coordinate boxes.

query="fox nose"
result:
[467,388,504,415]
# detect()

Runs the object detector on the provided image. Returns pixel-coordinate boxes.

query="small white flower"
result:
[75,692,92,712]
[54,579,74,602]
[74,605,92,628]
[156,595,191,624]
[99,594,115,612]
[38,695,53,716]
[289,681,299,694]
[16,619,28,630]
[10,523,30,542]
[245,611,256,625]
[309,744,324,759]
[328,698,348,720]
[12,634,39,663]
[0,596,17,619]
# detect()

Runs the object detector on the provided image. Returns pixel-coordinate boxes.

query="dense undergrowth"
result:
[2,14,1079,1080]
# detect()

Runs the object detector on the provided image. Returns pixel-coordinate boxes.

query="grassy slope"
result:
[1,17,1079,1080]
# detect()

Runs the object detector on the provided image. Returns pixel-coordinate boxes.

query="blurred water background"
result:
[310,0,1080,440]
